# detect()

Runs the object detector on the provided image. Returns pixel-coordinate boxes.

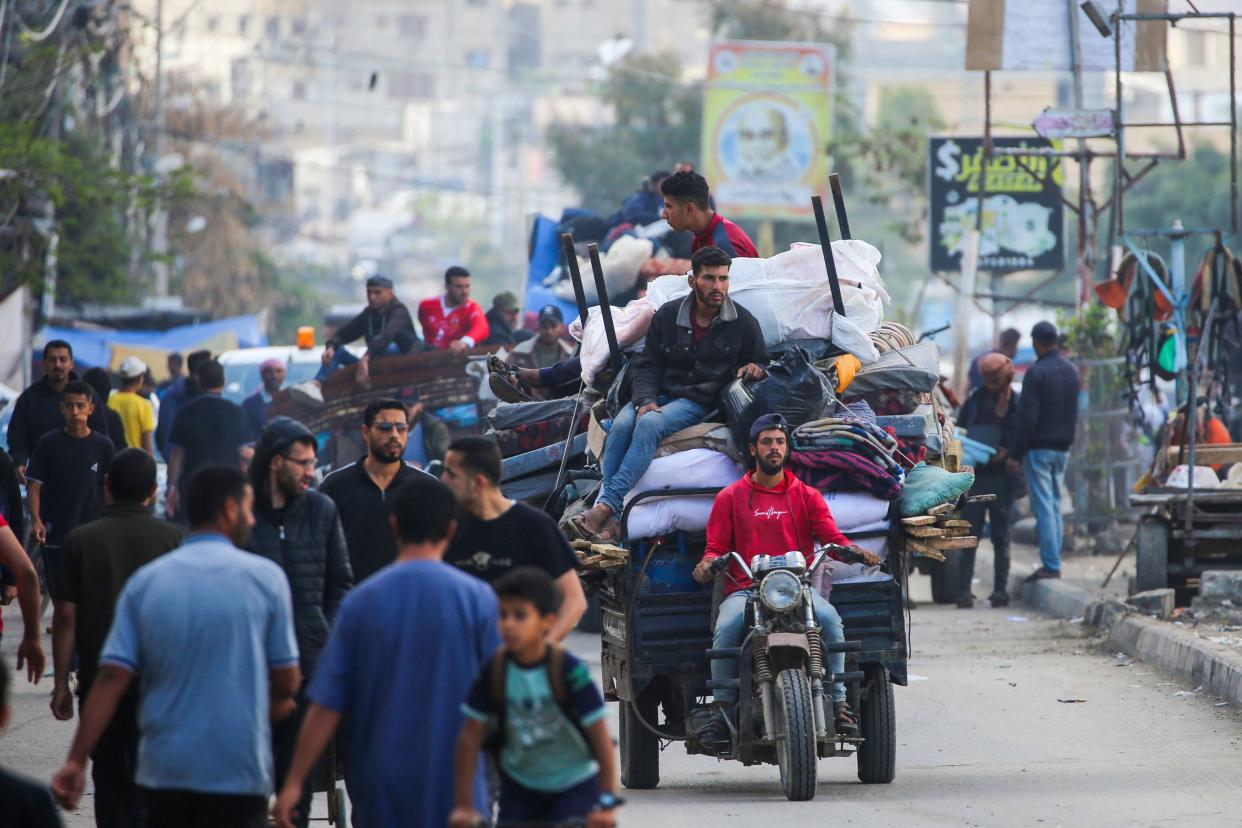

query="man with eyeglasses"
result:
[320,399,427,584]
[245,416,352,828]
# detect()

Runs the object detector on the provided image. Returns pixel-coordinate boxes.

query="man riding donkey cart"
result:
[569,246,766,543]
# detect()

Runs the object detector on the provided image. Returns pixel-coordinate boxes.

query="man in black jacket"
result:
[572,246,766,541]
[246,417,352,828]
[7,340,108,476]
[291,275,421,406]
[1012,321,1080,580]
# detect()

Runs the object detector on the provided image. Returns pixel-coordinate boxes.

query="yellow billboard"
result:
[700,40,835,221]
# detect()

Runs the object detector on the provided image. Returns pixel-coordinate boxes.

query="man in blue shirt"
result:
[272,474,499,828]
[51,465,300,827]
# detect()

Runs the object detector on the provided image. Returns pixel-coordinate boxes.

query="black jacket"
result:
[482,308,517,347]
[1016,350,1080,456]
[7,373,108,467]
[246,490,352,679]
[327,300,421,355]
[632,295,767,409]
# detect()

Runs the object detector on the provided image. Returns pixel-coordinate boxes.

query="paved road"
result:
[5,545,1242,826]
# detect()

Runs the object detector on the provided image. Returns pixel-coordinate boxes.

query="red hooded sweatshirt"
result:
[703,470,851,595]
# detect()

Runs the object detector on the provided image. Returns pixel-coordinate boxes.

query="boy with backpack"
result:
[449,567,621,828]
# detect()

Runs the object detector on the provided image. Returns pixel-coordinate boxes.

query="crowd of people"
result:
[0,378,614,825]
[0,154,1096,827]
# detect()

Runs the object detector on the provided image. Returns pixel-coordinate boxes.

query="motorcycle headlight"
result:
[758,570,802,613]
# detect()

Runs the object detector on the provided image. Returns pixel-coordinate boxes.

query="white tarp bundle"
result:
[574,240,891,382]
[613,448,744,538]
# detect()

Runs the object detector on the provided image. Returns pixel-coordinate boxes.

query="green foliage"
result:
[0,123,169,303]
[837,87,945,245]
[546,51,701,214]
[1114,141,1234,259]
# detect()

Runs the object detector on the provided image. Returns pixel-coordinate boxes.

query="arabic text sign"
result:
[1033,107,1115,140]
[929,136,1065,273]
[700,40,834,221]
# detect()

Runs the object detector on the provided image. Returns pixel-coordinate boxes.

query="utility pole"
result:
[150,0,170,297]
[953,70,990,397]
[1067,0,1094,309]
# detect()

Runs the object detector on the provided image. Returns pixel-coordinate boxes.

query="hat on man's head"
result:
[259,358,284,372]
[494,292,519,312]
[366,274,394,290]
[748,413,791,443]
[259,416,315,456]
[118,356,148,380]
[538,304,564,324]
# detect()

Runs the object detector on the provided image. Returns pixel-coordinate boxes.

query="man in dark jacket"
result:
[481,292,520,347]
[957,353,1022,609]
[1013,321,1080,580]
[572,246,766,541]
[292,275,421,405]
[246,416,352,828]
[7,340,108,474]
[51,448,185,828]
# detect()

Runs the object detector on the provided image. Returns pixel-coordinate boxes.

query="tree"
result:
[547,51,702,215]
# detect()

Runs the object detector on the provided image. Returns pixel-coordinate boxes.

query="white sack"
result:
[553,236,654,304]
[822,491,891,531]
[571,301,656,383]
[620,448,744,504]
[624,496,715,539]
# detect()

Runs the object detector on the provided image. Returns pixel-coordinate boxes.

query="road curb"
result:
[1009,569,1242,708]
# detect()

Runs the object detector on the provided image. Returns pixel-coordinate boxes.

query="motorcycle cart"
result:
[599,487,907,798]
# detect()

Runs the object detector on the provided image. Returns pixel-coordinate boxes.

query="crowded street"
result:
[4,1,1242,826]
[8,545,1242,826]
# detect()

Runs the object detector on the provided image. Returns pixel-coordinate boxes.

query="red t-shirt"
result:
[693,213,758,259]
[703,471,850,595]
[417,297,490,350]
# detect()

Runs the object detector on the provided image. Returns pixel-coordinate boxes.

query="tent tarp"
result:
[37,316,266,381]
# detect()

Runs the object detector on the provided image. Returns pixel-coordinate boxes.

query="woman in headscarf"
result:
[954,352,1023,609]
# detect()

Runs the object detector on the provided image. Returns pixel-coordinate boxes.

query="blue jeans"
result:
[313,343,401,382]
[598,398,708,513]
[1023,449,1069,572]
[711,590,847,705]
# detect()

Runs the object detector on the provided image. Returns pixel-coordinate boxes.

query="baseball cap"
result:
[749,412,791,443]
[118,356,148,379]
[366,274,394,290]
[494,292,519,312]
[538,304,564,324]
[260,416,316,455]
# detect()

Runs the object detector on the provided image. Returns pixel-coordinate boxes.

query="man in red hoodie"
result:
[418,266,490,353]
[692,413,878,740]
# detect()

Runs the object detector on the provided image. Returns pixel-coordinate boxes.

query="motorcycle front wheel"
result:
[774,668,817,801]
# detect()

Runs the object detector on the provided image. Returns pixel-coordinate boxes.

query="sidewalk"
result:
[991,535,1242,709]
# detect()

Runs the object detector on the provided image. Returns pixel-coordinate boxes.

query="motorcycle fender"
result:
[766,632,811,672]
[766,632,811,654]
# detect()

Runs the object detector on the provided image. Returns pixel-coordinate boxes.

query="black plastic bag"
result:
[722,346,836,447]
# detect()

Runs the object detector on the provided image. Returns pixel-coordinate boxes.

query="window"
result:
[266,16,280,38]
[397,14,426,39]
[388,71,434,100]
[292,80,306,100]
[206,15,219,32]
[238,14,249,35]
[291,16,307,36]
[466,49,489,68]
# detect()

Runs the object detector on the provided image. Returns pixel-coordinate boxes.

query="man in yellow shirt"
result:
[108,357,156,454]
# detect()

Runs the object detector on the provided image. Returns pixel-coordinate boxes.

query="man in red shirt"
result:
[418,266,490,353]
[692,413,878,740]
[660,170,758,258]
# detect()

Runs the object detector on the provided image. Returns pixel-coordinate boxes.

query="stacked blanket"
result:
[787,416,905,499]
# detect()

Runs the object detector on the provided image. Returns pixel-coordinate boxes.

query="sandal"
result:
[834,702,859,737]
[568,512,620,543]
